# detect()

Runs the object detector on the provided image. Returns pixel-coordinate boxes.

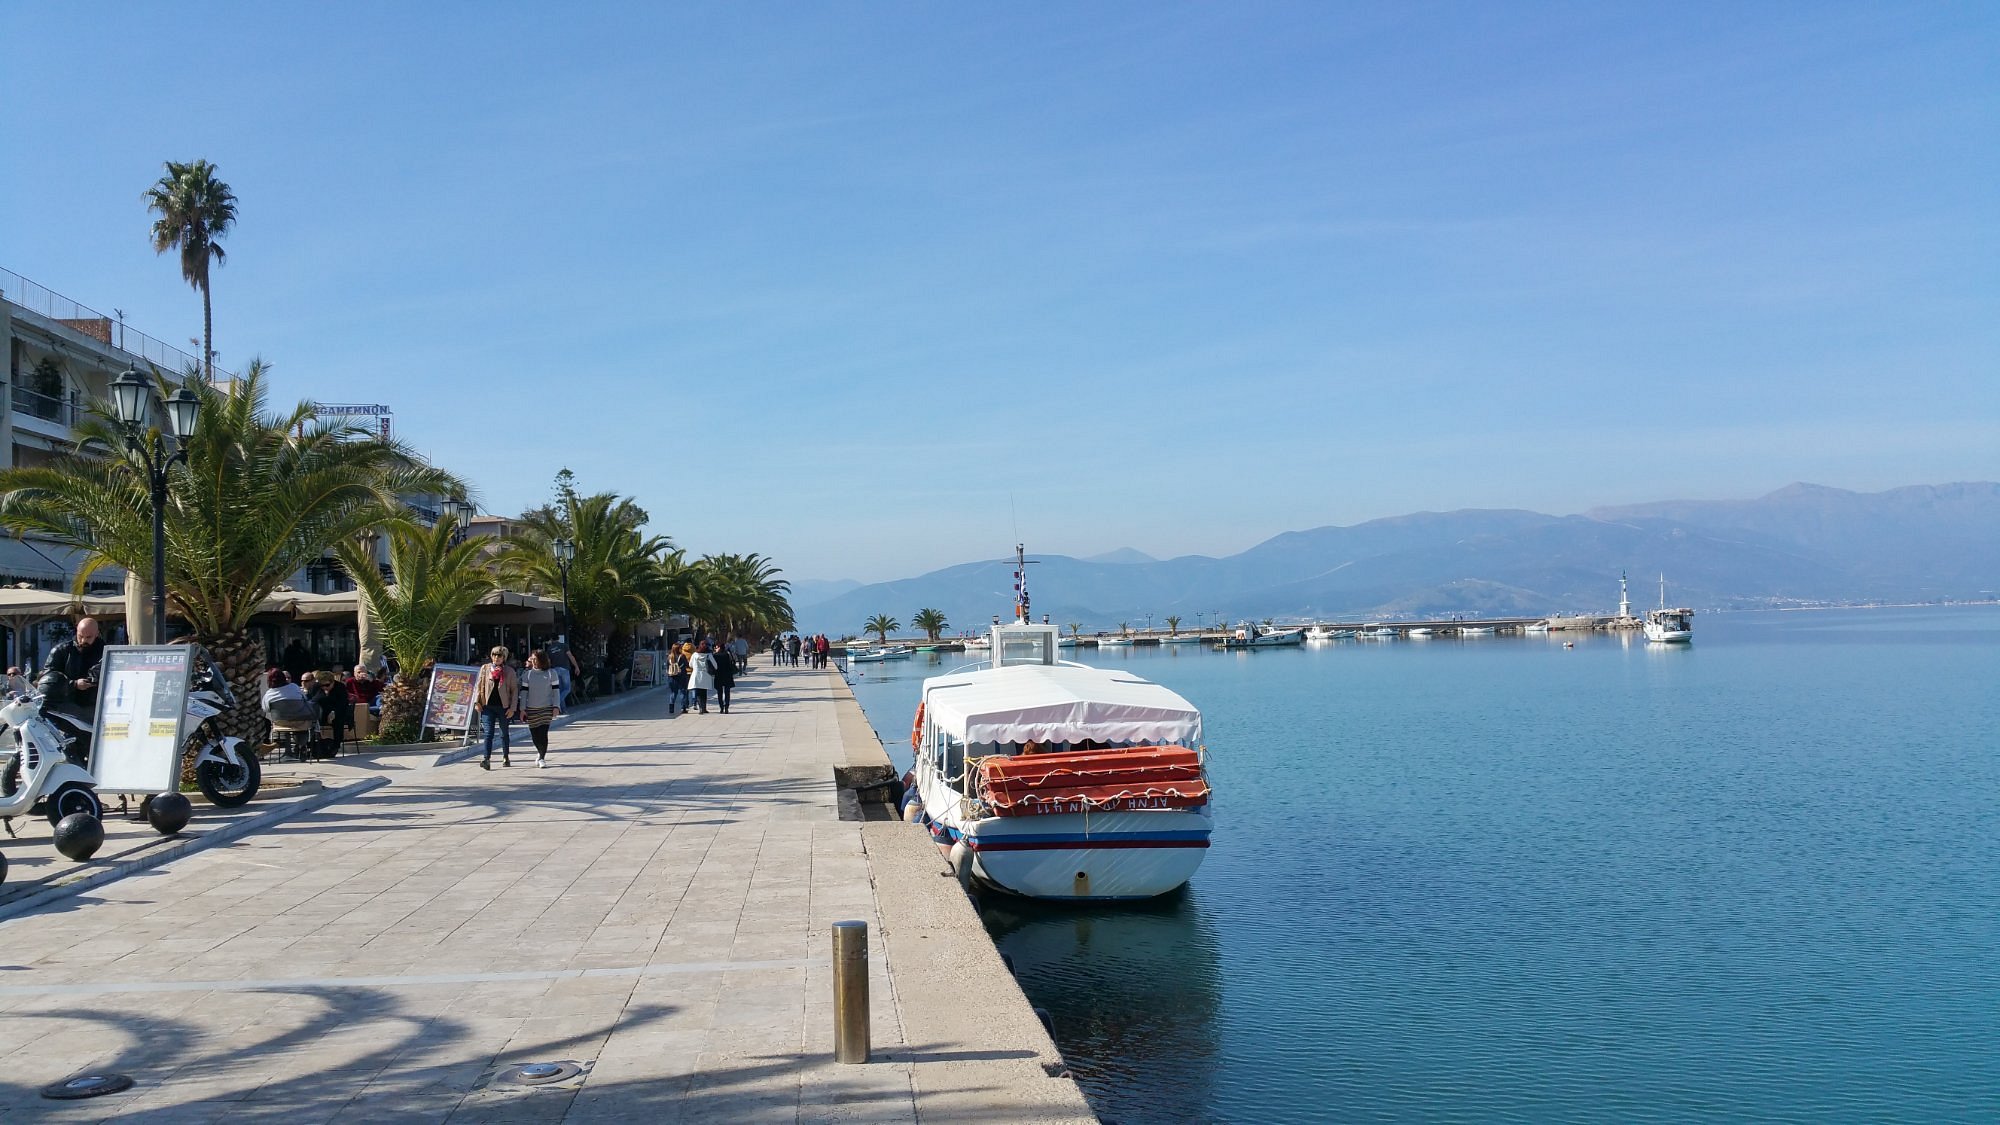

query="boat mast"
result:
[1012,543,1030,624]
[1658,573,1666,609]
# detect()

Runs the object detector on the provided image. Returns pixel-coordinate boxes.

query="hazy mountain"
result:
[786,577,863,608]
[1084,548,1158,564]
[796,482,2000,634]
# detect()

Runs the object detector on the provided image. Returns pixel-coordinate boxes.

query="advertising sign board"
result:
[421,663,479,737]
[89,645,194,794]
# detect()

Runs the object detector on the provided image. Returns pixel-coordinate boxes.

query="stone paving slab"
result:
[0,666,1095,1122]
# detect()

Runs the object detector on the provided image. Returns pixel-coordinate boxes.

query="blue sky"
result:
[5,2,1995,582]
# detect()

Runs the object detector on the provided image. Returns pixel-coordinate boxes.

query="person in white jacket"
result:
[687,639,717,713]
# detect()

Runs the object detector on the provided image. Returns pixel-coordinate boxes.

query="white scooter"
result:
[0,690,105,835]
[183,652,259,807]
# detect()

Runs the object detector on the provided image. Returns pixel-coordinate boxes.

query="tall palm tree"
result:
[864,614,899,644]
[0,362,463,736]
[334,516,495,742]
[1165,615,1181,635]
[911,608,948,641]
[496,491,670,686]
[144,160,237,382]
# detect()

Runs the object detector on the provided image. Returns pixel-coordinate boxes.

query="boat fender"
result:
[901,795,925,824]
[948,839,974,887]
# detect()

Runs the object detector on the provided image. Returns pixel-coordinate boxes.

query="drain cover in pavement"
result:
[500,1061,583,1086]
[42,1074,134,1100]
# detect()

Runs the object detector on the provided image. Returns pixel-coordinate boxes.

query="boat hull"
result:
[936,809,1213,900]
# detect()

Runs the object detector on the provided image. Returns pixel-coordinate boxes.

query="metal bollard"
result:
[832,919,869,1063]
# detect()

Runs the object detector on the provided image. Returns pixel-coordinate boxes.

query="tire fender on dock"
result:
[948,839,974,887]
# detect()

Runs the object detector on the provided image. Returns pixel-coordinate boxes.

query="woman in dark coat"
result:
[711,642,737,714]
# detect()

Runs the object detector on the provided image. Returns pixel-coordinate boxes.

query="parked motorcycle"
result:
[182,652,259,807]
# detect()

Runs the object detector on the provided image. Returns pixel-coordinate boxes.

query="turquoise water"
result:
[846,607,2000,1123]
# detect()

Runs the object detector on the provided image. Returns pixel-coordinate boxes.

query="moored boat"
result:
[1644,575,1694,643]
[1458,625,1496,637]
[1095,635,1134,648]
[1221,622,1304,649]
[903,548,1212,901]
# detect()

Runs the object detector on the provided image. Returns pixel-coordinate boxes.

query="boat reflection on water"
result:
[978,886,1223,1123]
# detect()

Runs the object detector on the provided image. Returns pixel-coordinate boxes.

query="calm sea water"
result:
[846,606,2000,1124]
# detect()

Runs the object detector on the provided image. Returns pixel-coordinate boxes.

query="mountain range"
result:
[792,482,2000,634]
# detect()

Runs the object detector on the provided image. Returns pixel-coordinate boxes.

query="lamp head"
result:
[110,368,152,428]
[164,386,202,440]
[552,537,575,564]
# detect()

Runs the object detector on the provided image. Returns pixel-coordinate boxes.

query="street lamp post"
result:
[551,536,575,642]
[110,368,201,643]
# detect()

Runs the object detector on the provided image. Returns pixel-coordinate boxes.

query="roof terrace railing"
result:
[1,265,235,380]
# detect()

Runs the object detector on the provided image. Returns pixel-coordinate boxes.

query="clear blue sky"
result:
[6,2,1995,582]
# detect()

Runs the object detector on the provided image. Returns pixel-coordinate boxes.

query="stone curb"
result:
[0,775,392,925]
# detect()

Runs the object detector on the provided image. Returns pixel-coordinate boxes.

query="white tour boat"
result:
[1644,575,1694,644]
[903,551,1212,901]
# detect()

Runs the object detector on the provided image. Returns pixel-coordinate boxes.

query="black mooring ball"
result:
[53,812,104,861]
[145,792,193,836]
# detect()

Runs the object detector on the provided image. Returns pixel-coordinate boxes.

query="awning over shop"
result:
[0,538,126,589]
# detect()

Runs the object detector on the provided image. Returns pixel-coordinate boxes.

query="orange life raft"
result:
[976,745,1209,816]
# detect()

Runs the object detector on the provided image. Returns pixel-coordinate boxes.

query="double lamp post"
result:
[110,367,201,644]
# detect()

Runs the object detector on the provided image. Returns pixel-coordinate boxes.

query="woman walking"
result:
[667,643,691,714]
[712,641,737,714]
[688,639,716,714]
[477,645,519,769]
[519,649,561,767]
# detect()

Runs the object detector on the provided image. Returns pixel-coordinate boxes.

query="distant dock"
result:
[842,614,1642,654]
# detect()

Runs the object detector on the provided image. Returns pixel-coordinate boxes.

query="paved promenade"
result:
[0,665,1095,1122]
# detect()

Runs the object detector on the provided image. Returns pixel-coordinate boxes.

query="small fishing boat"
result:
[1221,623,1304,649]
[1096,636,1134,648]
[963,637,991,651]
[1458,625,1496,637]
[1407,627,1434,638]
[1161,634,1203,645]
[903,548,1213,900]
[850,649,890,664]
[1056,636,1077,649]
[1644,575,1694,644]
[1358,626,1399,639]
[1522,621,1551,635]
[1305,624,1345,641]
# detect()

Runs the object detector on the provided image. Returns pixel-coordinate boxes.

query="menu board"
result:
[421,663,479,736]
[90,646,194,794]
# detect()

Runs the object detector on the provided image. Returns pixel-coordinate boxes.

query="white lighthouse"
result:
[1618,570,1631,619]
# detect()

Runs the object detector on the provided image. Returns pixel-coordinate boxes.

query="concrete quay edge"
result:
[0,773,390,925]
[825,670,1100,1122]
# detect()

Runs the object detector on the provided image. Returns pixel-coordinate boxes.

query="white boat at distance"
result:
[904,554,1212,901]
[1358,626,1399,639]
[1458,625,1496,637]
[1523,621,1551,635]
[1095,635,1134,648]
[1407,627,1434,638]
[1305,625,1354,641]
[1161,634,1203,644]
[1221,622,1305,649]
[1644,574,1694,643]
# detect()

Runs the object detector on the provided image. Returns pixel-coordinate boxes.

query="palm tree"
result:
[911,608,948,641]
[496,491,670,687]
[0,362,463,736]
[144,160,237,382]
[864,614,899,644]
[1118,621,1130,637]
[1067,623,1082,639]
[334,516,495,741]
[687,552,793,640]
[1165,615,1181,635]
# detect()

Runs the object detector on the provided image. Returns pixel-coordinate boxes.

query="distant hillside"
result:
[797,482,2000,634]
[787,577,863,608]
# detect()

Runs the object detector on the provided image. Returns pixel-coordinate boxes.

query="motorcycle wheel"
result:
[44,781,102,825]
[0,757,16,799]
[196,755,260,808]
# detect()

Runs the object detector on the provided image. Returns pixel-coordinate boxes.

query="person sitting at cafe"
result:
[347,664,384,715]
[308,670,351,746]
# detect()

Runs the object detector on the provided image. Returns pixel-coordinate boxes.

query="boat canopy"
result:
[922,664,1203,747]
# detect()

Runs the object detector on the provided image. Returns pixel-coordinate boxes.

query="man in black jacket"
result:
[35,617,105,764]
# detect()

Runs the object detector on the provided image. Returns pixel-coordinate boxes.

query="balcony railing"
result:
[1,265,234,379]
[8,385,78,427]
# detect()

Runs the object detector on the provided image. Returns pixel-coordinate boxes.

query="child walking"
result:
[520,649,561,767]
